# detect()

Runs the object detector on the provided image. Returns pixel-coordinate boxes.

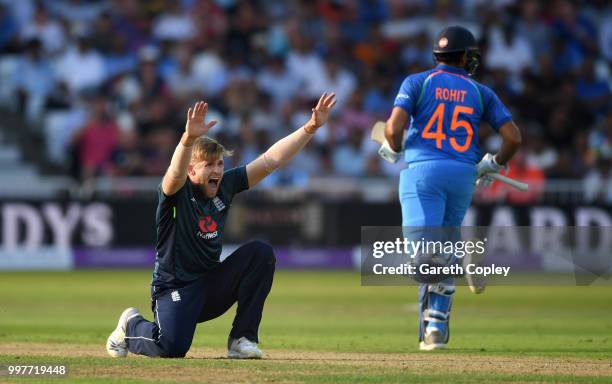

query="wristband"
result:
[303,125,316,135]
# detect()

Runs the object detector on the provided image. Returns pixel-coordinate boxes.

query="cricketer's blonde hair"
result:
[190,136,233,163]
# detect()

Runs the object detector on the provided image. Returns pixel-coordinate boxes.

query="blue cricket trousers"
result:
[399,160,476,227]
[125,240,276,358]
[399,160,476,342]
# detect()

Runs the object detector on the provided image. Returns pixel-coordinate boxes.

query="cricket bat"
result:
[370,121,529,191]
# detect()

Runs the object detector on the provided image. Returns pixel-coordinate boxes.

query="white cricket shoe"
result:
[227,337,263,359]
[106,307,140,358]
[419,328,446,351]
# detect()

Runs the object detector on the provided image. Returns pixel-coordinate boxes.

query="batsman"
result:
[378,26,521,350]
[106,92,336,359]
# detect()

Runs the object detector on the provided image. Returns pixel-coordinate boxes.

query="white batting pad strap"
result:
[424,309,448,322]
[424,317,448,324]
[425,318,447,325]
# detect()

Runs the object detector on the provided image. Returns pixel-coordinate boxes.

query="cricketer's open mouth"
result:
[208,178,220,188]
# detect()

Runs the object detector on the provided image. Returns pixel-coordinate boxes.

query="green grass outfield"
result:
[1,270,611,383]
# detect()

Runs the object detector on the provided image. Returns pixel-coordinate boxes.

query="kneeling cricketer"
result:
[107,92,336,359]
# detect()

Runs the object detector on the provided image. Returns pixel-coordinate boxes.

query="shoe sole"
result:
[419,341,446,351]
[227,351,263,359]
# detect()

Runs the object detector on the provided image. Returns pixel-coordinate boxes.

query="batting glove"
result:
[475,174,494,188]
[476,153,507,188]
[477,153,503,176]
[378,140,402,164]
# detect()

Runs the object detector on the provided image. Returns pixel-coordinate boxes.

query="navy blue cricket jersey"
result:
[152,166,249,289]
[394,64,513,165]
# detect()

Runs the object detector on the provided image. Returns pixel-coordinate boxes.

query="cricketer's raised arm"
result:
[246,92,337,188]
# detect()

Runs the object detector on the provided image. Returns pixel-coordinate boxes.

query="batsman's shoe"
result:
[227,337,263,359]
[464,246,486,294]
[419,328,446,351]
[106,307,140,358]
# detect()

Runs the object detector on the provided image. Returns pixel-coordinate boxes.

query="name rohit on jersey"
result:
[435,87,467,102]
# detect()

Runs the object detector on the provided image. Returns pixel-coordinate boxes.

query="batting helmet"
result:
[433,26,480,75]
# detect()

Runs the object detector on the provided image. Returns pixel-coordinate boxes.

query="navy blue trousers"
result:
[125,240,276,358]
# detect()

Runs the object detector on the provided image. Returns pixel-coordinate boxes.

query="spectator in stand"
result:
[523,125,559,173]
[286,35,325,97]
[485,21,535,77]
[0,0,609,196]
[304,55,356,111]
[332,128,366,177]
[109,0,152,52]
[363,72,395,121]
[600,12,612,61]
[339,90,372,139]
[256,55,299,108]
[152,0,195,42]
[72,95,119,181]
[584,158,612,203]
[0,4,20,53]
[165,44,200,101]
[225,1,265,61]
[550,31,584,76]
[545,80,592,149]
[50,0,108,28]
[515,0,550,58]
[19,4,65,56]
[55,34,105,95]
[109,114,143,177]
[588,111,612,160]
[576,57,611,117]
[14,38,54,121]
[400,31,433,67]
[191,40,228,97]
[552,0,599,57]
[101,32,137,81]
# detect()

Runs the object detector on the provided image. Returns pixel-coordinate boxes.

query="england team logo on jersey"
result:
[212,197,226,212]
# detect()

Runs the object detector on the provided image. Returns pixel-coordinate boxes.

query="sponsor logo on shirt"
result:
[396,93,411,100]
[197,215,218,240]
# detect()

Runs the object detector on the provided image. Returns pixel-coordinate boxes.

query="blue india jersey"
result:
[394,64,512,165]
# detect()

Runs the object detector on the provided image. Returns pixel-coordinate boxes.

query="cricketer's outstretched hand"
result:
[305,92,337,133]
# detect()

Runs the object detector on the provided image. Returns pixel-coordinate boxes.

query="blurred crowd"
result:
[0,0,610,202]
